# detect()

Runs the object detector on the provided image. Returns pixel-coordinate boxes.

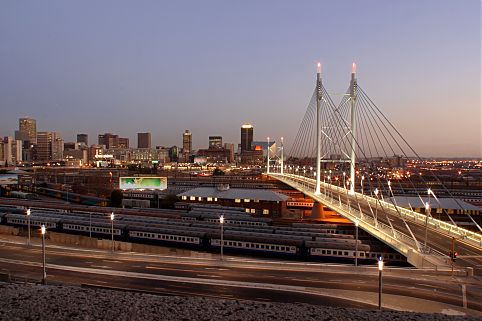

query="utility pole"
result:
[315,62,322,195]
[349,62,357,194]
[266,137,270,174]
[280,137,284,175]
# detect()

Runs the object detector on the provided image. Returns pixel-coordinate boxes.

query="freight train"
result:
[0,205,406,265]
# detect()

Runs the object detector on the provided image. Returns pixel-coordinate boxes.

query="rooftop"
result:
[390,196,481,211]
[178,187,289,202]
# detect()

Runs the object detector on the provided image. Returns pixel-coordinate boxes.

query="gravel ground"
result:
[0,283,480,321]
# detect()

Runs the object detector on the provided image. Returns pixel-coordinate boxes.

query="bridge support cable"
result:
[281,64,482,257]
[356,87,481,232]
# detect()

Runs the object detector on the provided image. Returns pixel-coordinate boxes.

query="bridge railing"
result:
[277,173,419,254]
[273,172,482,250]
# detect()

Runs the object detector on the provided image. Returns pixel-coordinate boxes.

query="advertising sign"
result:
[0,174,18,185]
[119,177,167,190]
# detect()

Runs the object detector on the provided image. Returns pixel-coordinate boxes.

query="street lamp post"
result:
[424,202,430,250]
[378,257,384,310]
[26,208,31,247]
[110,212,115,252]
[343,172,346,189]
[361,175,365,195]
[41,224,47,284]
[355,220,359,267]
[374,188,379,222]
[219,215,224,261]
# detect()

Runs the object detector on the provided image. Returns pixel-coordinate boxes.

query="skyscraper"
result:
[183,130,192,153]
[37,132,63,161]
[137,132,151,149]
[77,134,88,146]
[241,124,254,151]
[17,117,37,143]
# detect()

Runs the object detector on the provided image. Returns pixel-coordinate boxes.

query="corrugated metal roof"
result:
[178,187,289,202]
[390,196,481,211]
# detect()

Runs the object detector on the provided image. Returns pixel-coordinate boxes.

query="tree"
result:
[110,189,123,207]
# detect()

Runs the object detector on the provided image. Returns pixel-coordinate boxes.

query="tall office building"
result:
[209,136,222,149]
[137,132,151,149]
[37,132,63,161]
[118,137,129,149]
[16,117,37,143]
[241,124,254,151]
[1,137,22,165]
[183,130,192,153]
[77,134,88,146]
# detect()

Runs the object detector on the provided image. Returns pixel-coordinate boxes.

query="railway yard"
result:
[0,199,406,265]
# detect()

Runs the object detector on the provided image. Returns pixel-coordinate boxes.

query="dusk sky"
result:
[0,1,480,157]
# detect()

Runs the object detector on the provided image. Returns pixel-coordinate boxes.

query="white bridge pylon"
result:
[266,63,482,269]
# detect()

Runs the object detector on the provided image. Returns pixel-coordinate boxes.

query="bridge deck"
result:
[271,173,482,272]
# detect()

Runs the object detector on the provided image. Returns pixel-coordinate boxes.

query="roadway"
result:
[274,174,482,275]
[0,237,480,314]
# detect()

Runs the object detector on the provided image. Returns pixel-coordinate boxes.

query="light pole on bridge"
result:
[361,175,365,195]
[374,188,379,222]
[424,202,431,250]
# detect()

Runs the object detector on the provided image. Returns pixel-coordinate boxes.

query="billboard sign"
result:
[0,174,18,185]
[119,177,167,190]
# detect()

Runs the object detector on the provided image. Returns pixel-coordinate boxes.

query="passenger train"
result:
[0,205,406,265]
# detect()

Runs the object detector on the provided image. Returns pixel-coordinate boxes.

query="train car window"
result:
[344,252,348,256]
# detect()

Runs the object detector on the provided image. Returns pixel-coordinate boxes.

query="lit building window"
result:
[245,208,250,213]
[182,196,187,200]
[198,197,202,201]
[250,209,256,214]
[190,196,196,201]
[214,198,218,202]
[263,209,269,215]
[235,199,241,203]
[207,197,213,202]
[244,199,250,203]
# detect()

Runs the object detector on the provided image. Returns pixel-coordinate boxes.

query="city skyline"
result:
[0,1,480,157]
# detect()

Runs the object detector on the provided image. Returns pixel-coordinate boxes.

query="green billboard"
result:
[119,177,167,190]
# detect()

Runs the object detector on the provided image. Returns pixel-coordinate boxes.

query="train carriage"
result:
[128,225,206,248]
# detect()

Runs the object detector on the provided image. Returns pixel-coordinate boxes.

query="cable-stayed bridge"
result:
[267,63,482,271]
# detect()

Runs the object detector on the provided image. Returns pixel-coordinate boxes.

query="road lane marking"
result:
[90,265,111,269]
[196,274,221,278]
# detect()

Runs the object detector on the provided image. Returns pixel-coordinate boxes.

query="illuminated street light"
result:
[26,208,31,247]
[41,224,47,284]
[361,175,365,195]
[378,257,384,310]
[110,212,115,252]
[424,202,431,249]
[219,215,225,261]
[374,188,379,221]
